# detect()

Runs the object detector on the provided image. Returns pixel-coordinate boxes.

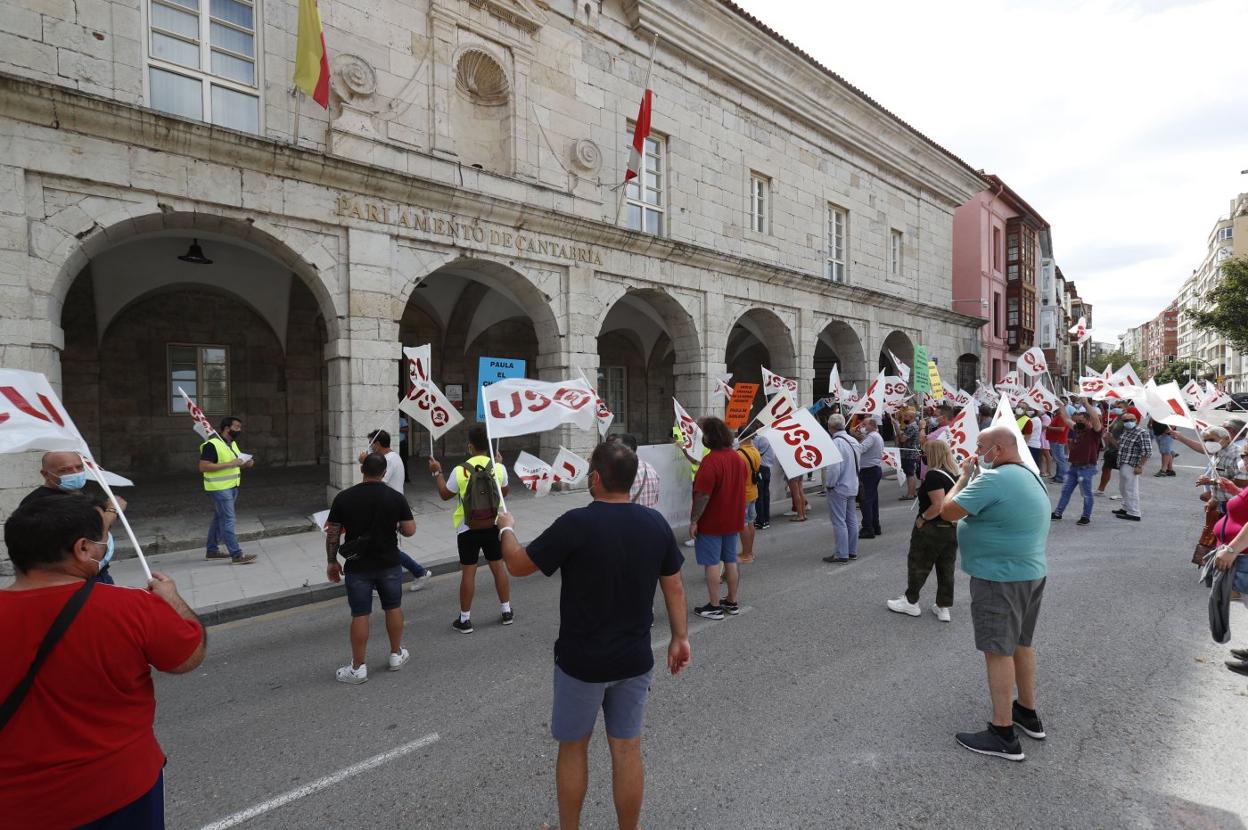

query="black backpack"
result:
[462,460,501,529]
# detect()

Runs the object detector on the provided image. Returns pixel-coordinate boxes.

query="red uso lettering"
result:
[430,406,449,426]
[794,444,822,468]
[0,387,65,426]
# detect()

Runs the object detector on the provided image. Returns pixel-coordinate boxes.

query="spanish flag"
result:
[294,0,329,108]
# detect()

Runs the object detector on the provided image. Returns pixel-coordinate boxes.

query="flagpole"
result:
[482,409,509,515]
[615,33,660,227]
[291,86,303,147]
[82,452,152,581]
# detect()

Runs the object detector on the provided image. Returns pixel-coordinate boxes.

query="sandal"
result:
[789,516,807,522]
[738,555,755,563]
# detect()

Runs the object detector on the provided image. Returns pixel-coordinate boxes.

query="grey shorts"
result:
[969,576,1046,656]
[551,665,653,742]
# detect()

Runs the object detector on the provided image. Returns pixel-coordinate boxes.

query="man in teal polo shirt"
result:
[941,425,1051,762]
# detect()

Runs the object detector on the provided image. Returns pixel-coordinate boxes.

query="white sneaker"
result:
[388,648,410,671]
[886,597,921,617]
[684,538,696,548]
[931,604,951,623]
[410,572,432,592]
[783,510,798,517]
[1108,494,1122,501]
[1093,490,1105,497]
[335,663,368,684]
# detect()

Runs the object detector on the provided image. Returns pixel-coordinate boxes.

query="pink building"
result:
[952,175,1049,385]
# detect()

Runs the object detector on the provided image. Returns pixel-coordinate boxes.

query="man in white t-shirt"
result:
[359,430,431,591]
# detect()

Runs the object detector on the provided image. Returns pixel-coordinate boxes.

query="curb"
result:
[116,522,316,559]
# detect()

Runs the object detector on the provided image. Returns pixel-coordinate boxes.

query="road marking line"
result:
[196,732,441,830]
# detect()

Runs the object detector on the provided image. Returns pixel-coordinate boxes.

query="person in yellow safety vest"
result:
[428,425,513,634]
[199,416,257,564]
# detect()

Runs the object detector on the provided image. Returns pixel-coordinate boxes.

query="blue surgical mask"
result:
[90,533,114,569]
[1122,420,1137,429]
[978,447,998,471]
[57,471,87,491]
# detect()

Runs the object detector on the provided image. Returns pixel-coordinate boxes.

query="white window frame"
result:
[597,365,627,427]
[143,0,264,134]
[826,204,847,283]
[749,173,769,234]
[889,229,903,278]
[1218,226,1233,241]
[168,343,231,416]
[624,131,665,236]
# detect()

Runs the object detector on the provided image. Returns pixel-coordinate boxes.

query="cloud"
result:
[730,0,1248,337]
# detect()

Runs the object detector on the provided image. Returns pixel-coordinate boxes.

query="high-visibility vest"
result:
[452,455,504,529]
[201,437,242,492]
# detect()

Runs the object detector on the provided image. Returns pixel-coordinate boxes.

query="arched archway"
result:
[725,309,797,393]
[597,288,701,443]
[56,220,332,512]
[880,329,915,375]
[813,320,866,401]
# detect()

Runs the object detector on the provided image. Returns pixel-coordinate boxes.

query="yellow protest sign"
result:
[928,360,945,399]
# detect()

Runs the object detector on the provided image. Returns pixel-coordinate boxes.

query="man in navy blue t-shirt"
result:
[497,441,690,830]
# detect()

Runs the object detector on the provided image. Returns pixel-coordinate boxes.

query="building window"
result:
[624,134,664,235]
[992,226,1002,272]
[147,0,260,134]
[1007,297,1020,327]
[749,173,769,233]
[1218,226,1233,241]
[827,204,847,283]
[993,292,1002,339]
[169,344,229,415]
[597,366,626,426]
[889,229,903,277]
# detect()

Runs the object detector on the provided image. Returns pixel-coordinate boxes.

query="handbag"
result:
[0,578,96,733]
[1193,501,1221,566]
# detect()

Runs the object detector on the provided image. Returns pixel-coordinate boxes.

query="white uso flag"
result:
[989,393,1040,474]
[673,398,705,465]
[399,380,464,440]
[997,370,1022,392]
[1143,380,1195,429]
[946,388,972,408]
[880,376,909,411]
[1018,346,1048,377]
[761,366,798,398]
[1022,382,1062,416]
[1180,379,1204,409]
[888,350,911,383]
[513,451,554,497]
[827,364,841,402]
[0,369,133,486]
[850,371,886,417]
[1201,382,1233,411]
[759,406,841,480]
[711,377,734,404]
[552,446,590,485]
[946,401,980,466]
[403,344,433,390]
[1109,363,1143,388]
[880,447,906,489]
[754,390,799,431]
[482,378,597,439]
[178,387,216,440]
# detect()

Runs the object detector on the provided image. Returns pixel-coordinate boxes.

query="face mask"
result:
[978,447,998,470]
[1122,420,1137,429]
[57,471,87,491]
[89,533,114,570]
[1110,408,1122,415]
[1205,440,1224,453]
[1075,422,1087,431]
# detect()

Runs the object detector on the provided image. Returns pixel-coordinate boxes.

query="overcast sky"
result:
[732,0,1248,340]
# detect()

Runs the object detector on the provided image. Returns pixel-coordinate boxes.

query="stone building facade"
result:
[0,0,985,522]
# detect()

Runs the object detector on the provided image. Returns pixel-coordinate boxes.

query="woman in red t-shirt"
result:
[0,495,204,830]
[1046,412,1070,484]
[690,417,747,621]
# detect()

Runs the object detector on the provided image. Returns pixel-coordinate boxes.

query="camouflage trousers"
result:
[905,520,958,607]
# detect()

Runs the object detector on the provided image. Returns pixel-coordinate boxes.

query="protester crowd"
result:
[5,366,1248,828]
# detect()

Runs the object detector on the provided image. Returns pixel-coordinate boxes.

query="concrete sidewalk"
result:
[107,486,595,625]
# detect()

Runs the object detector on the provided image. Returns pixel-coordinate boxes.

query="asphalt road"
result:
[154,466,1248,829]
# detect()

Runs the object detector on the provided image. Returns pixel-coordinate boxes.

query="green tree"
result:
[1188,256,1248,352]
[1087,349,1136,374]
[1152,361,1214,385]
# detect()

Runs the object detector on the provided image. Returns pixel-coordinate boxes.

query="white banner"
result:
[880,447,906,489]
[888,350,911,383]
[673,398,705,466]
[996,370,1022,393]
[827,365,841,402]
[552,446,590,485]
[755,390,799,431]
[1201,381,1233,411]
[1017,346,1048,377]
[945,401,980,466]
[513,450,554,497]
[850,371,886,417]
[711,376,734,405]
[761,366,799,398]
[1079,376,1111,399]
[1022,382,1062,416]
[399,381,464,440]
[973,382,999,408]
[178,387,216,440]
[758,406,842,479]
[946,388,973,408]
[989,393,1039,474]
[482,378,596,439]
[403,344,433,391]
[1143,380,1195,429]
[842,384,860,407]
[0,369,83,454]
[1180,379,1204,409]
[881,375,910,412]
[1110,363,1143,389]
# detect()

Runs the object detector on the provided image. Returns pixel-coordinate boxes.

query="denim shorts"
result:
[744,502,758,524]
[345,565,403,617]
[1156,435,1176,455]
[695,532,739,566]
[551,665,653,742]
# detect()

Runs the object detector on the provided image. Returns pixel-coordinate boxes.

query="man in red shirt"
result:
[690,417,747,620]
[0,495,205,830]
[1045,408,1070,484]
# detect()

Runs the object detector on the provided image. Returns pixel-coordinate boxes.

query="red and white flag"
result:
[1201,381,1233,411]
[755,391,799,431]
[1180,379,1204,409]
[973,383,999,408]
[1069,316,1091,344]
[552,446,590,486]
[880,447,906,489]
[399,382,463,441]
[711,374,735,404]
[989,393,1040,474]
[1018,347,1048,377]
[483,378,597,439]
[404,345,432,391]
[576,369,614,438]
[945,401,981,466]
[827,365,841,402]
[997,370,1022,393]
[761,366,799,398]
[880,376,910,413]
[842,384,860,406]
[1144,380,1195,429]
[673,398,705,466]
[758,407,842,480]
[1110,363,1142,388]
[513,451,554,497]
[624,89,652,184]
[887,351,911,383]
[946,388,973,408]
[1023,382,1062,416]
[178,387,217,440]
[850,371,886,417]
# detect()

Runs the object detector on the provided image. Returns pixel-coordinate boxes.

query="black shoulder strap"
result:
[738,448,758,476]
[0,578,96,733]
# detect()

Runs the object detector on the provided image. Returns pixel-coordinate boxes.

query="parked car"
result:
[1230,393,1248,410]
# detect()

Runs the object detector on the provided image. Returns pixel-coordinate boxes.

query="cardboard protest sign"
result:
[724,382,759,429]
[911,346,931,393]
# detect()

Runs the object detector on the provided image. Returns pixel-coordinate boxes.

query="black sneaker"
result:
[1112,509,1127,516]
[722,600,741,616]
[1012,701,1046,740]
[694,604,724,620]
[1231,648,1248,661]
[955,724,1025,761]
[822,555,850,564]
[848,553,859,560]
[760,521,771,529]
[1165,470,1176,477]
[1050,513,1062,521]
[501,610,515,626]
[1076,517,1090,526]
[1115,513,1140,522]
[452,618,474,634]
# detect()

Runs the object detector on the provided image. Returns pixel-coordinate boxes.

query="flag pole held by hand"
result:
[83,451,152,581]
